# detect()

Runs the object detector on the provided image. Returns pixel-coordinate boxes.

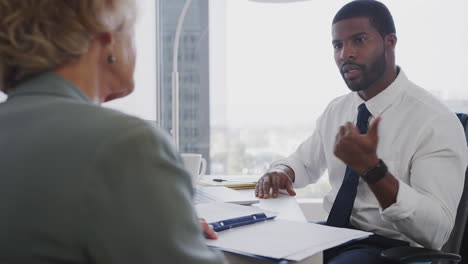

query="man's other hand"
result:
[255,167,296,199]
[334,117,381,174]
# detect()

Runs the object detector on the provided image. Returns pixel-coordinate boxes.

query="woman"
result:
[0,1,224,263]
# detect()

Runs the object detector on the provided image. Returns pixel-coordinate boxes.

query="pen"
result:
[212,178,257,183]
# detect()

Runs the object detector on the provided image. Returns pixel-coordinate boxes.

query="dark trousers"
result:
[327,247,387,264]
[324,232,409,264]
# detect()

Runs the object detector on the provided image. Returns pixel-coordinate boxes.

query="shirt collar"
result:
[354,67,408,118]
[7,72,91,103]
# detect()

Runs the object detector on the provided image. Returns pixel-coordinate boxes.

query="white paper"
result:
[206,219,371,261]
[195,202,277,223]
[199,175,260,187]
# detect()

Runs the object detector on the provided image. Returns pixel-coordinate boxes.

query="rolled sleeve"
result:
[381,179,419,222]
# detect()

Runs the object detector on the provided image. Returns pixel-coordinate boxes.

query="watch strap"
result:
[360,159,388,184]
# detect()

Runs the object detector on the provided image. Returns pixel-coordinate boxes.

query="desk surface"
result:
[197,182,320,263]
[237,189,307,223]
[199,175,306,223]
[222,190,322,264]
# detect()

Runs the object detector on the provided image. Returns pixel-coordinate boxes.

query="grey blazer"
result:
[0,73,225,264]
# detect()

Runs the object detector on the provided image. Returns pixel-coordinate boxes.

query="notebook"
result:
[194,186,259,205]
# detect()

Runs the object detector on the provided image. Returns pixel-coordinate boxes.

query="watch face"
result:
[363,160,388,184]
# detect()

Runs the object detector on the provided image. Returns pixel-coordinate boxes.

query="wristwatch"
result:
[360,159,388,184]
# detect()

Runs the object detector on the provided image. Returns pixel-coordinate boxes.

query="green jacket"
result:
[0,72,225,264]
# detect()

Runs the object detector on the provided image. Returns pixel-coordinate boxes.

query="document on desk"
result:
[199,175,260,190]
[196,203,372,262]
[196,202,277,222]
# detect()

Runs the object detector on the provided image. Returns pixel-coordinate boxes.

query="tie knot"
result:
[356,104,371,134]
[357,103,371,123]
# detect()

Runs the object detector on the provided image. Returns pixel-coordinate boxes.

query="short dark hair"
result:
[332,0,396,37]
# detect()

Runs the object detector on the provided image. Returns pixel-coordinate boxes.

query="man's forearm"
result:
[353,158,399,209]
[367,171,399,209]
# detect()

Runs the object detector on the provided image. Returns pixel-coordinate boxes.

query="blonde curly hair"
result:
[0,0,136,93]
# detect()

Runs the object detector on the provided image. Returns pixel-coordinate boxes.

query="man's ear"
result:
[385,33,397,50]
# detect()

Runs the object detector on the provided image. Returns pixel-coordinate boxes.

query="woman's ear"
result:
[95,32,116,64]
[96,32,114,48]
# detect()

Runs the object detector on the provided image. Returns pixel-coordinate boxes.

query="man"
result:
[255,1,468,263]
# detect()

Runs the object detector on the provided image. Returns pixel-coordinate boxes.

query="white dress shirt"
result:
[273,69,468,249]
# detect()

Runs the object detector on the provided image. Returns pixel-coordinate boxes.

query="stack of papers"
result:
[194,186,259,205]
[199,175,260,190]
[197,202,277,222]
[196,203,372,262]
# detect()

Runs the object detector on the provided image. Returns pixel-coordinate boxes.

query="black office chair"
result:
[381,113,468,264]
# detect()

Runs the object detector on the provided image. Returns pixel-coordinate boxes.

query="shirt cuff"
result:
[270,159,309,188]
[381,179,419,222]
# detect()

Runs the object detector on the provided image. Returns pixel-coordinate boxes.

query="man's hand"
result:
[200,218,217,240]
[255,166,296,199]
[334,117,398,209]
[334,117,381,173]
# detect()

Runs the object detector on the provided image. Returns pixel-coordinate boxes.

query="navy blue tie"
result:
[326,103,371,228]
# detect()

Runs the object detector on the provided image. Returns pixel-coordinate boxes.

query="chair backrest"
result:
[442,113,468,259]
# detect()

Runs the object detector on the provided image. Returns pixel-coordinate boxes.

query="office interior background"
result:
[2,0,467,198]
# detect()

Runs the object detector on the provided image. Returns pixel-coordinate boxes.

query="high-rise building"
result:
[158,0,211,170]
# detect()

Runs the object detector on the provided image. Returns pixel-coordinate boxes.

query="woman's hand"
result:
[200,218,217,240]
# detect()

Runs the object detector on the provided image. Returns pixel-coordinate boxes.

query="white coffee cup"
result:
[180,153,207,184]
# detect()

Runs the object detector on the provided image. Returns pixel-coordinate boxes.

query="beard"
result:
[341,50,387,92]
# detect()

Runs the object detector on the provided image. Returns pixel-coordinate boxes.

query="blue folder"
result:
[209,213,276,232]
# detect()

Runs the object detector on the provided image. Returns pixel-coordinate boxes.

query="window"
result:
[153,0,468,198]
[103,0,157,121]
[207,0,468,198]
[157,0,211,163]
